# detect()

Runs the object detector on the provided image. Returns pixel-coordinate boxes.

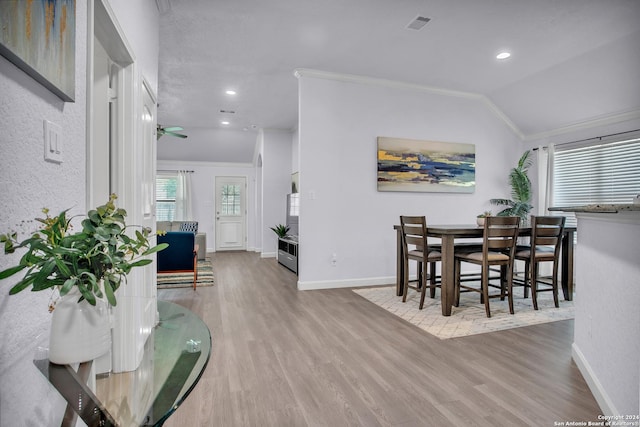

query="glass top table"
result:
[35,300,211,426]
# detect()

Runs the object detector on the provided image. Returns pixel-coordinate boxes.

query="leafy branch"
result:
[0,194,167,307]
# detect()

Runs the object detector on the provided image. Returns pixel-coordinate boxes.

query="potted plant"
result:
[270,224,290,239]
[0,194,167,364]
[476,211,492,226]
[490,150,533,223]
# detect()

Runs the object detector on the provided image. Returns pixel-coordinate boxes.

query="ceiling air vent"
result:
[406,16,431,31]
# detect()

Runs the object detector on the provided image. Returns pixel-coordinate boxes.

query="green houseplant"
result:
[0,194,167,308]
[270,224,290,238]
[490,150,533,221]
[476,211,492,226]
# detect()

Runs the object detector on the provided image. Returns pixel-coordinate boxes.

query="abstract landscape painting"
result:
[377,137,475,193]
[0,0,76,101]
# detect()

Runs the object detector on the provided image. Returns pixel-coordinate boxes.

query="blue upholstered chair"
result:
[157,231,198,290]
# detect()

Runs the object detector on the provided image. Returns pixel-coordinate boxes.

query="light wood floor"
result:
[159,251,601,427]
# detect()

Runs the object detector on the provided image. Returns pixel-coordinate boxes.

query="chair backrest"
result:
[483,216,520,256]
[531,215,565,254]
[157,231,196,272]
[399,216,430,259]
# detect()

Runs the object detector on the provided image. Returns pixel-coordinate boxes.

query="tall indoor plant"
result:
[0,194,167,364]
[490,150,533,222]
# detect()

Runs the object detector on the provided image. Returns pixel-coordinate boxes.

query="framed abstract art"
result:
[377,136,475,193]
[0,0,76,101]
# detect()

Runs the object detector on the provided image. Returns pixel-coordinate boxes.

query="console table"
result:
[278,236,299,274]
[35,300,211,426]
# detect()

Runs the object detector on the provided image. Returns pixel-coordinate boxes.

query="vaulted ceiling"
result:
[156,0,640,163]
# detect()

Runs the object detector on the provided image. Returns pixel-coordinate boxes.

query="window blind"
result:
[551,135,640,226]
[156,175,178,221]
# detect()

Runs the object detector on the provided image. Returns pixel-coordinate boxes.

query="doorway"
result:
[215,176,247,251]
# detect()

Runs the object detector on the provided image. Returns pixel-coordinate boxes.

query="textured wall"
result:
[0,1,88,424]
[573,213,640,416]
[297,73,521,288]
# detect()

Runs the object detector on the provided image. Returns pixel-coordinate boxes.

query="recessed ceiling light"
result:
[225,90,236,95]
[221,121,230,125]
[496,52,511,60]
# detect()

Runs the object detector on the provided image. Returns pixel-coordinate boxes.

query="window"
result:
[551,133,640,226]
[156,175,177,221]
[221,184,241,216]
[289,193,299,217]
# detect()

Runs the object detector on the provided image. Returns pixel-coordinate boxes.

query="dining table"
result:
[394,223,576,316]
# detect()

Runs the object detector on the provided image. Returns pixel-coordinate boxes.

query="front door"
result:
[215,176,247,251]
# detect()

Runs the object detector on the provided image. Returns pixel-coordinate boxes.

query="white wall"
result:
[259,129,294,257]
[292,126,300,174]
[107,0,160,93]
[296,72,522,289]
[0,2,89,424]
[571,212,640,417]
[0,1,159,425]
[523,118,640,418]
[157,160,257,252]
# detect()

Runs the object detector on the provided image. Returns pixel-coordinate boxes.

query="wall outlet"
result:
[331,253,337,266]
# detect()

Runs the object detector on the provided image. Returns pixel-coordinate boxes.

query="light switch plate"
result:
[44,120,63,163]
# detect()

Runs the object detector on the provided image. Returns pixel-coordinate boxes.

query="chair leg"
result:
[419,264,428,309]
[482,267,491,318]
[402,258,410,302]
[523,261,530,298]
[454,259,461,307]
[552,261,560,308]
[507,265,514,314]
[531,262,539,310]
[429,261,437,298]
[193,252,198,291]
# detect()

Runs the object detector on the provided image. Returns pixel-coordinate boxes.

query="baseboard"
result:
[261,251,276,258]
[297,276,395,291]
[571,343,616,416]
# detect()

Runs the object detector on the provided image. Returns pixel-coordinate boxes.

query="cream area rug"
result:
[353,285,574,339]
[157,258,214,288]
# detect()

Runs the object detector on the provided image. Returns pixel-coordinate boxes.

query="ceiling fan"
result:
[157,124,187,139]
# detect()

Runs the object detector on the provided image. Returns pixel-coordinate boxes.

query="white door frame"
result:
[88,0,154,374]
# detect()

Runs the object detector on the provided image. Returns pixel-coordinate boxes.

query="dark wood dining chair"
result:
[399,216,442,309]
[454,216,519,318]
[515,216,566,310]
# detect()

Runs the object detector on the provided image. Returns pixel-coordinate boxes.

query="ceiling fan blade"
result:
[166,131,188,138]
[157,124,187,139]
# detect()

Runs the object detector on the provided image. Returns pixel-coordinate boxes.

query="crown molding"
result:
[294,68,640,144]
[480,97,525,140]
[294,68,481,100]
[294,68,525,140]
[157,159,254,169]
[524,109,640,142]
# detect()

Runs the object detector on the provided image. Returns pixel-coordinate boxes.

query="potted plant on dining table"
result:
[476,211,492,227]
[0,194,167,364]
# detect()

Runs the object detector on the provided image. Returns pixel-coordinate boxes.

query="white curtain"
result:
[535,144,555,215]
[174,170,193,220]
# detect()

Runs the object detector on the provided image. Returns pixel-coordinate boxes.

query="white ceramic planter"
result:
[49,288,111,365]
